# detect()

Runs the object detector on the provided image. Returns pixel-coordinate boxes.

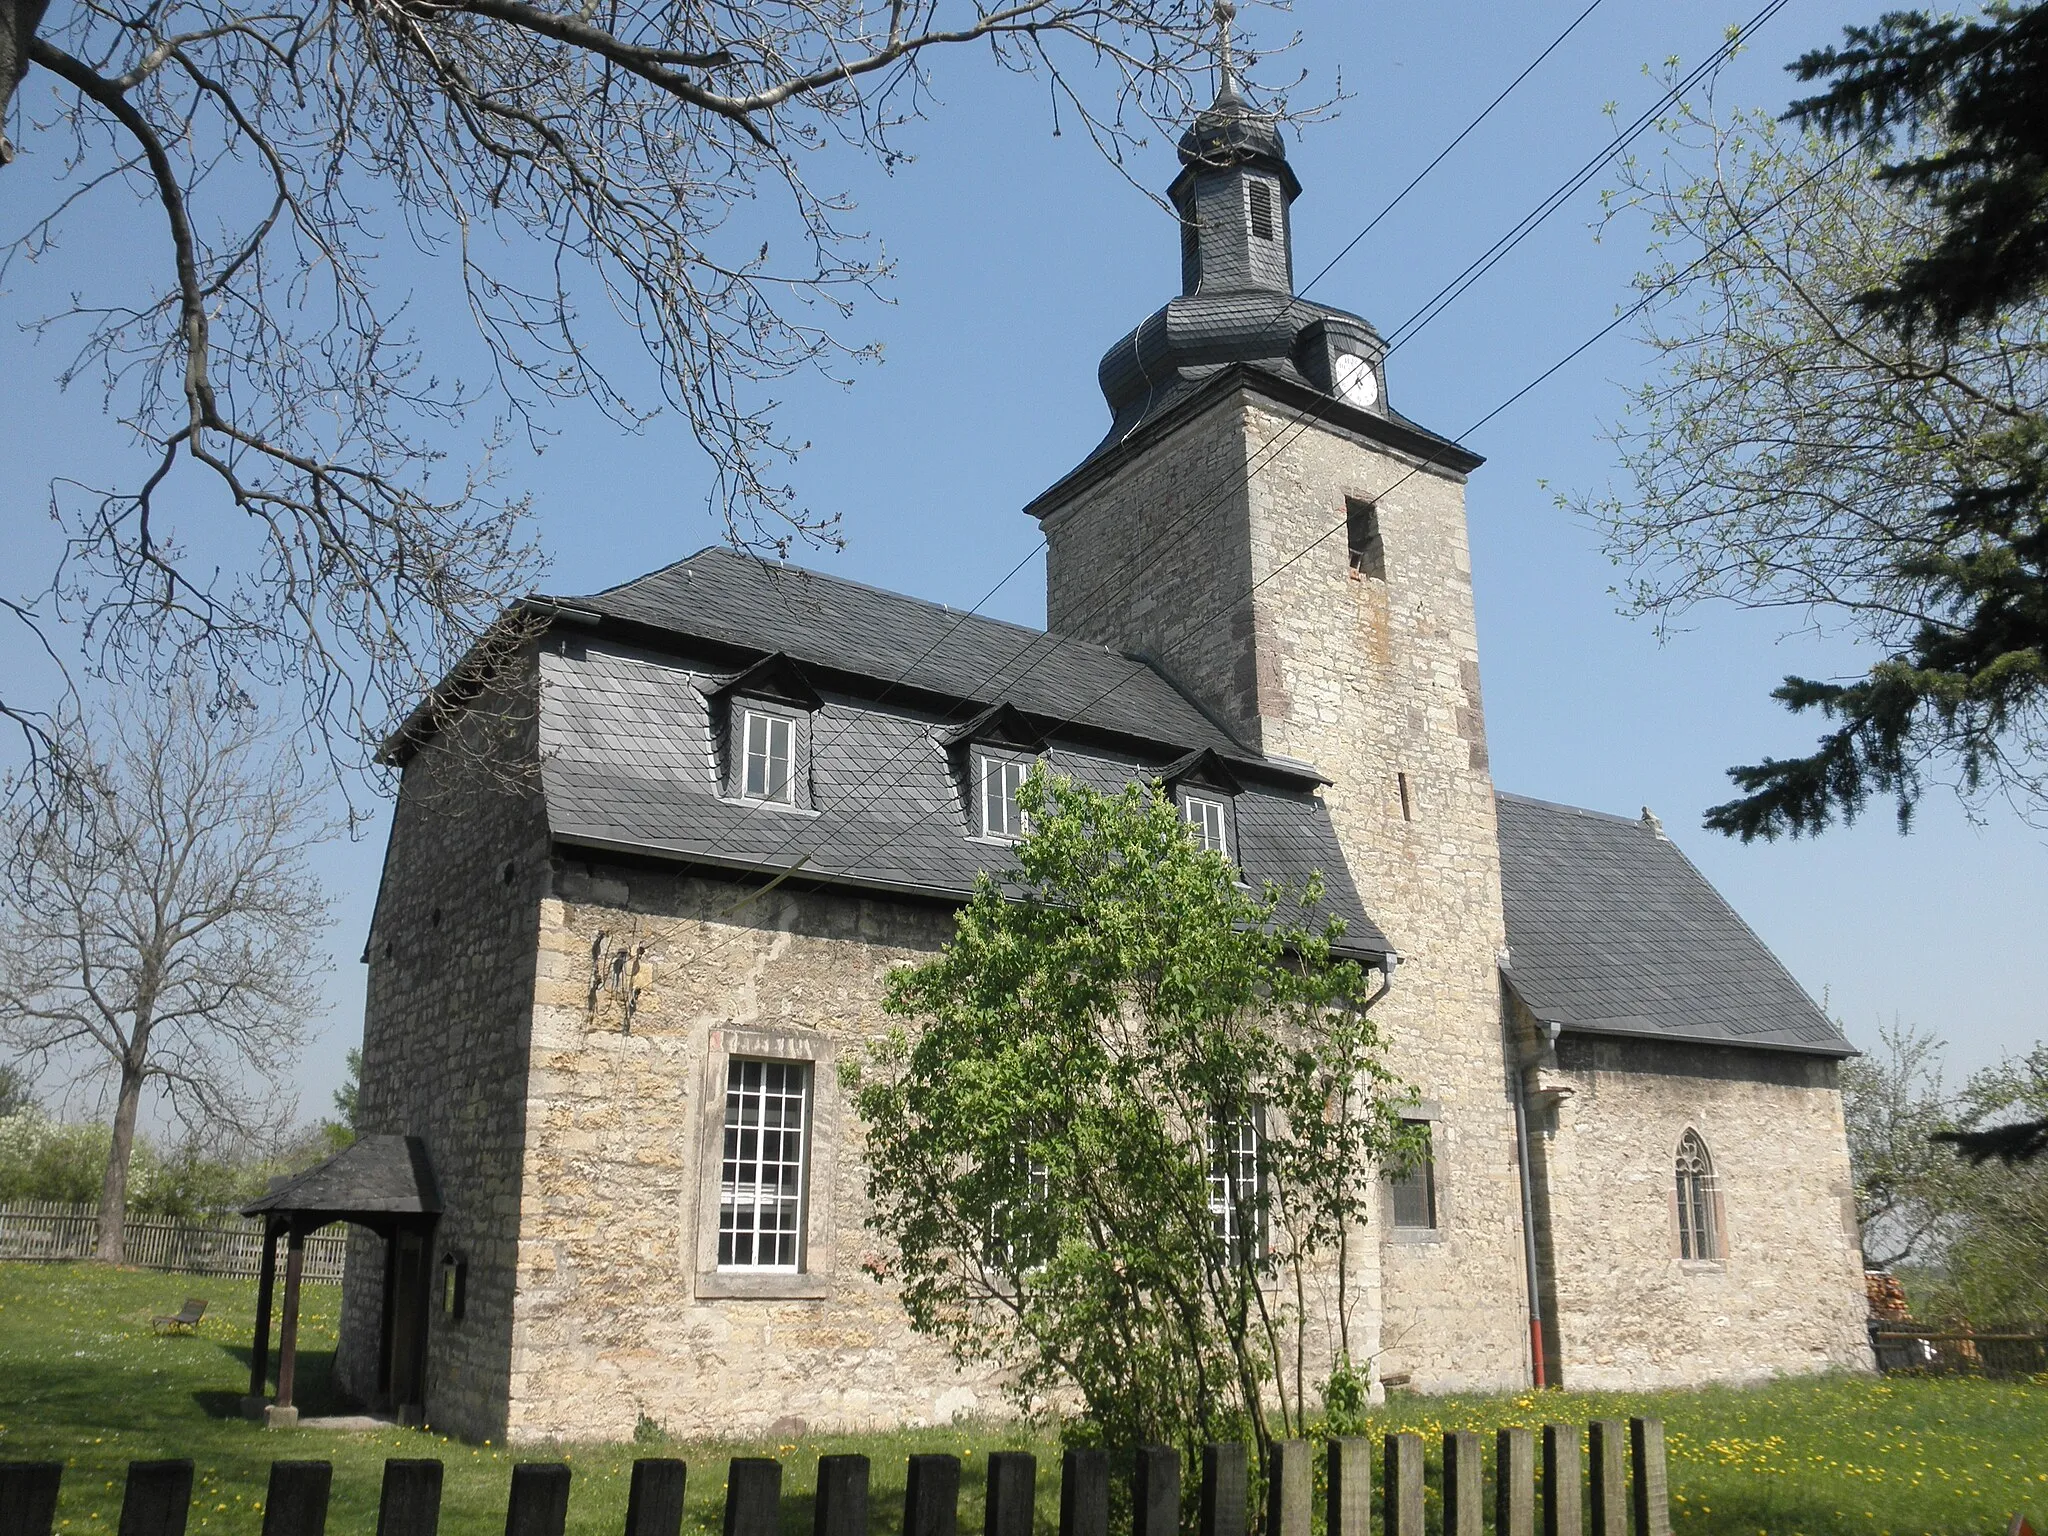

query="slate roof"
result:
[1495,794,1853,1057]
[561,547,1261,762]
[535,550,1390,958]
[243,1135,442,1219]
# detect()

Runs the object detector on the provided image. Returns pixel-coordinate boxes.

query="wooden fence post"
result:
[1381,1434,1423,1536]
[1443,1432,1483,1536]
[1131,1446,1179,1536]
[0,1461,64,1536]
[985,1454,1036,1536]
[506,1464,573,1536]
[1059,1450,1108,1536]
[119,1459,193,1536]
[1587,1422,1626,1536]
[1263,1441,1309,1536]
[1628,1420,1672,1536]
[626,1460,688,1536]
[1324,1438,1369,1536]
[1496,1429,1535,1536]
[725,1460,781,1536]
[905,1455,961,1536]
[1199,1444,1247,1536]
[815,1456,868,1536]
[260,1461,332,1536]
[1542,1426,1582,1536]
[375,1459,444,1536]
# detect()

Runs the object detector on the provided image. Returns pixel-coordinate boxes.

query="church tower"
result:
[1027,66,1533,1392]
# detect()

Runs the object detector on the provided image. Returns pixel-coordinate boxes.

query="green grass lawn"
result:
[0,1262,2043,1535]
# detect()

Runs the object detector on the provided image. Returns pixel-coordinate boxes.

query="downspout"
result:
[1508,973,1559,1389]
[1511,1061,1547,1388]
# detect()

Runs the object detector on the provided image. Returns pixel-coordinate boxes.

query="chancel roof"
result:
[1495,794,1853,1057]
[535,548,1390,959]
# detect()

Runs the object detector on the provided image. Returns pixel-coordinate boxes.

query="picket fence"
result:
[0,1423,1679,1536]
[0,1200,346,1283]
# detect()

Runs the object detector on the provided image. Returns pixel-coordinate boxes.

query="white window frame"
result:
[740,708,796,805]
[979,752,1032,841]
[717,1057,810,1272]
[1182,793,1229,856]
[1207,1104,1263,1252]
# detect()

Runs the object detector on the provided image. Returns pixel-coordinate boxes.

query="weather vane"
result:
[1213,0,1237,93]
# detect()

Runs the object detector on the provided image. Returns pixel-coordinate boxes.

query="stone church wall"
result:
[503,862,1002,1444]
[339,677,552,1440]
[1040,385,1534,1393]
[1527,1030,1871,1388]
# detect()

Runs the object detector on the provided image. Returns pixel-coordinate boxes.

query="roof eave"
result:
[1025,362,1485,523]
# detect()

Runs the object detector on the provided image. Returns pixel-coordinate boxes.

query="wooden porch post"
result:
[243,1219,279,1415]
[267,1227,306,1428]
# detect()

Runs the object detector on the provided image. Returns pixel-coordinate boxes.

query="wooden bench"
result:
[152,1298,206,1334]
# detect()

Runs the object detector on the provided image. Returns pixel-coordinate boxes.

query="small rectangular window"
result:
[1248,179,1276,241]
[719,1058,809,1271]
[1208,1105,1263,1252]
[1397,772,1414,822]
[742,709,794,803]
[1387,1121,1437,1230]
[980,754,1030,840]
[1182,794,1229,856]
[1346,498,1384,579]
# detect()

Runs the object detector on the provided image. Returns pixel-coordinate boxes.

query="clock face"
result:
[1332,351,1379,408]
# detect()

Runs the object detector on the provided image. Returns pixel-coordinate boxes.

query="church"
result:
[335,73,1872,1443]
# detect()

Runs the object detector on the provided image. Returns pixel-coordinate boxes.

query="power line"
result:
[684,128,1870,967]
[652,1,1803,923]
[626,0,1624,879]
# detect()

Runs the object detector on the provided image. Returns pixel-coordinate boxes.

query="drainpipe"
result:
[1511,1066,1547,1388]
[1510,995,1560,1389]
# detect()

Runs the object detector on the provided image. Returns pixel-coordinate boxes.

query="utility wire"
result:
[646,1,1803,934]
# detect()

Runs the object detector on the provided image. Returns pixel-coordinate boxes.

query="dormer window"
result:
[1182,792,1229,856]
[706,653,821,812]
[979,753,1031,840]
[741,708,795,804]
[1248,179,1276,241]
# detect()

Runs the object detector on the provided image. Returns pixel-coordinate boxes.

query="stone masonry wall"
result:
[337,678,550,1439]
[502,862,1005,1444]
[1039,386,1532,1392]
[1528,1030,1871,1388]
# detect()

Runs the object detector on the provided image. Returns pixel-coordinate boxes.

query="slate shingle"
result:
[1495,793,1852,1056]
[537,636,1388,957]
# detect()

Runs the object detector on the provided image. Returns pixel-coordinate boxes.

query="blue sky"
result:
[4,0,2042,1125]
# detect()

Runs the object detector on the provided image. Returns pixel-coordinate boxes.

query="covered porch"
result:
[240,1134,441,1429]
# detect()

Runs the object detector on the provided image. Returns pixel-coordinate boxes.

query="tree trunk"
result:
[96,1060,145,1263]
[0,0,53,164]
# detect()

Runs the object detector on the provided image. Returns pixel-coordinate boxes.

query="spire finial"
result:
[1213,0,1238,94]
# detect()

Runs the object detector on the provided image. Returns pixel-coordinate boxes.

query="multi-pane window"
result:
[1207,1105,1263,1251]
[741,709,795,804]
[1387,1120,1438,1230]
[1183,794,1229,856]
[1248,179,1276,241]
[980,754,1030,840]
[718,1059,809,1270]
[989,1149,1054,1276]
[1675,1129,1719,1262]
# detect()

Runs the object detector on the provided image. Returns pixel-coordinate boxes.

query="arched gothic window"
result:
[1675,1129,1719,1262]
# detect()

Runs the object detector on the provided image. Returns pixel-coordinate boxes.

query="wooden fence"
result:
[0,1423,1677,1536]
[1869,1322,2048,1380]
[0,1201,347,1284]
